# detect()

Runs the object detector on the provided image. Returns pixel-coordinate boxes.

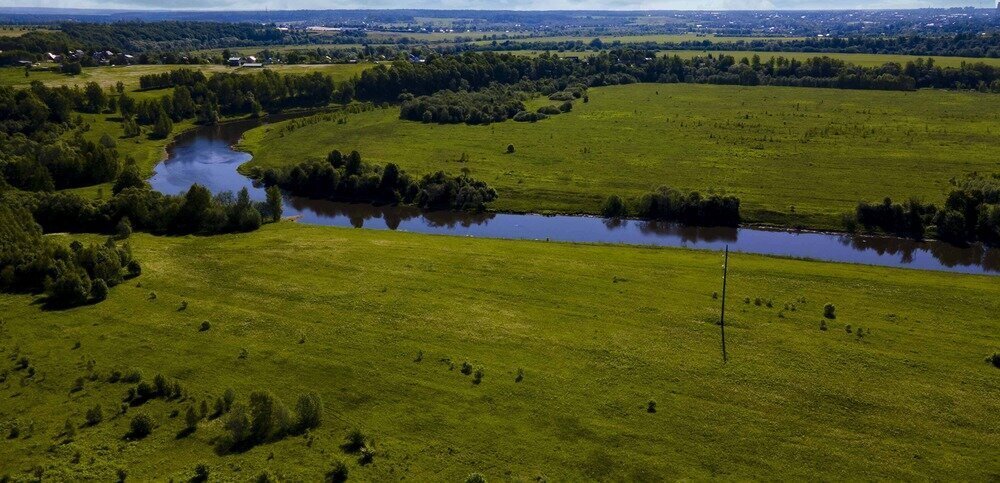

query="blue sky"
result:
[14,0,998,10]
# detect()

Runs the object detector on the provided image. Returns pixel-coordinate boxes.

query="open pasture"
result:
[0,223,997,480]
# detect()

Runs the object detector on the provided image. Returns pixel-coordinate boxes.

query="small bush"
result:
[153,374,170,396]
[754,297,762,307]
[122,369,142,383]
[199,321,211,332]
[712,292,718,299]
[600,195,627,218]
[191,464,209,483]
[845,324,853,334]
[743,297,751,304]
[466,473,487,483]
[819,320,828,331]
[326,460,349,483]
[223,388,236,411]
[126,260,141,278]
[91,279,109,302]
[358,446,375,465]
[537,105,561,115]
[295,393,323,431]
[179,301,188,311]
[343,429,367,453]
[647,400,657,413]
[461,361,473,375]
[472,368,484,385]
[127,413,153,439]
[185,406,200,430]
[506,144,515,154]
[823,303,836,319]
[114,217,132,239]
[987,353,1000,369]
[515,368,524,383]
[85,405,103,426]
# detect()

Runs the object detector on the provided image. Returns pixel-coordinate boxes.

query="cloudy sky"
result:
[13,0,997,10]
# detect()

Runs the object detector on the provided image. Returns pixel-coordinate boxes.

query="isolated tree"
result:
[295,393,323,431]
[128,413,153,439]
[185,406,200,430]
[265,186,283,222]
[151,109,173,139]
[84,82,107,113]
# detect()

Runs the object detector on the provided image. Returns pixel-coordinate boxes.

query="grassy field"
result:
[0,27,52,37]
[493,50,1000,68]
[0,223,997,480]
[0,63,372,92]
[472,33,806,46]
[660,50,1000,68]
[241,83,1000,229]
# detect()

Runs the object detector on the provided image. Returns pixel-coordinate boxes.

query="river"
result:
[149,116,998,275]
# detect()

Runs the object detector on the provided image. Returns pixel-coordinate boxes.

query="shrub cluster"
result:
[399,86,527,125]
[250,150,497,212]
[601,186,741,227]
[219,391,322,452]
[0,203,139,308]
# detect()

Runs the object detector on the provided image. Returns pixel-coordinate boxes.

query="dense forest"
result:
[1,83,123,191]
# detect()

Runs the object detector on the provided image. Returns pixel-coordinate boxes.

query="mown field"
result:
[0,63,371,92]
[0,223,997,480]
[241,83,1000,229]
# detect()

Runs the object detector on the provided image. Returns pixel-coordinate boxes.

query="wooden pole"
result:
[720,245,729,363]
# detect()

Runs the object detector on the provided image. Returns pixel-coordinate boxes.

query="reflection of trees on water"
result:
[285,197,495,229]
[601,218,738,243]
[838,234,998,272]
[636,220,738,243]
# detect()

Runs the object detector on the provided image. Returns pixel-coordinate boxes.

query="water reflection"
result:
[149,119,998,276]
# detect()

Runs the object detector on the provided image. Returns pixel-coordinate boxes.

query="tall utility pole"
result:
[720,245,729,363]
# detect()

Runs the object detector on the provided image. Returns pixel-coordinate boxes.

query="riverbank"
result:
[149,118,997,274]
[238,83,1000,232]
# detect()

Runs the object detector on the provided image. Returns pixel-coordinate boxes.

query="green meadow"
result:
[0,223,997,480]
[241,83,1000,229]
[659,50,1000,68]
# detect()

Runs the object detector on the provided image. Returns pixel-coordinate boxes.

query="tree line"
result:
[247,150,497,211]
[601,186,742,227]
[848,175,1000,246]
[353,51,1000,106]
[474,33,1000,59]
